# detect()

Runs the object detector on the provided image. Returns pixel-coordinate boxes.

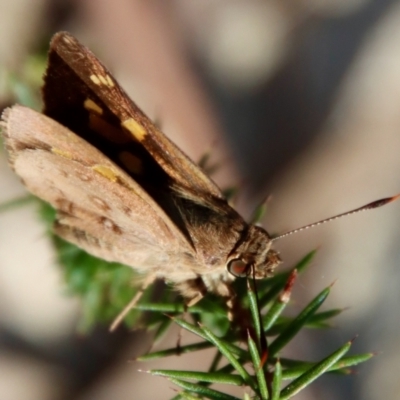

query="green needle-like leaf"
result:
[151,370,244,386]
[263,270,296,332]
[305,309,343,327]
[201,325,255,389]
[271,360,282,400]
[168,378,242,400]
[247,333,269,399]
[171,317,246,358]
[269,287,330,356]
[178,392,199,400]
[280,339,353,399]
[275,353,372,380]
[133,303,186,313]
[263,301,288,333]
[332,352,374,369]
[137,342,212,361]
[247,280,263,346]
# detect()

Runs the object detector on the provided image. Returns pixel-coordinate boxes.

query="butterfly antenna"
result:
[272,194,400,241]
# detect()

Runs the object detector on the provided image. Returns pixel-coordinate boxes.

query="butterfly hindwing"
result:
[2,105,196,274]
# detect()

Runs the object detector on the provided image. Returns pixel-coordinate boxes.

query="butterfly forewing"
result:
[44,32,224,201]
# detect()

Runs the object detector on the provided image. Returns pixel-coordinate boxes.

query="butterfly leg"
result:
[109,273,156,332]
[175,277,207,307]
[178,277,237,322]
[215,281,236,321]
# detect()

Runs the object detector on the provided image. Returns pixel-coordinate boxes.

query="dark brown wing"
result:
[43,31,224,201]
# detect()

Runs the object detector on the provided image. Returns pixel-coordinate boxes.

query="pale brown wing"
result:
[2,105,196,273]
[43,31,224,201]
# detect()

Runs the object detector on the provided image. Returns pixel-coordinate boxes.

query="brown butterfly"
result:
[1,32,398,329]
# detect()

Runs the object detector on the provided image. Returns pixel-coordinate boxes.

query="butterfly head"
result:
[227,225,281,279]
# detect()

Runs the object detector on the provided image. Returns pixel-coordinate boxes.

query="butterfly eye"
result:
[227,258,250,278]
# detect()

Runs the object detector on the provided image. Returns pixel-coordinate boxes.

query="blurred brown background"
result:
[1,0,400,399]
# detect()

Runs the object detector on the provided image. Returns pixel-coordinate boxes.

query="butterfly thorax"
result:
[171,220,282,303]
[173,193,281,279]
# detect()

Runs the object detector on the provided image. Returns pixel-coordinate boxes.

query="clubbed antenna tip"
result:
[364,194,400,209]
[272,194,400,241]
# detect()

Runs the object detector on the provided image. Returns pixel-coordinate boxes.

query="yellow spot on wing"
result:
[105,75,114,87]
[98,75,108,86]
[84,99,103,115]
[52,148,73,159]
[90,74,101,85]
[90,74,115,87]
[92,165,118,182]
[121,118,147,142]
[119,151,143,174]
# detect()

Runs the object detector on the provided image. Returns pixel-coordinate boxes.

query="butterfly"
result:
[2,32,397,328]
